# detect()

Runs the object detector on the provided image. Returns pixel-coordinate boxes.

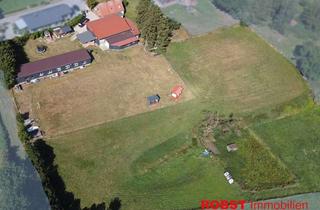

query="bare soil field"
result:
[14,46,193,137]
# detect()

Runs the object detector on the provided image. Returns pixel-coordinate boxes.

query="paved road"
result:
[0,72,50,209]
[0,0,88,40]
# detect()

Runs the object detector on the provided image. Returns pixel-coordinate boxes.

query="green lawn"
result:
[0,0,50,14]
[249,108,320,199]
[49,100,244,209]
[166,26,309,113]
[47,26,311,209]
[124,0,139,21]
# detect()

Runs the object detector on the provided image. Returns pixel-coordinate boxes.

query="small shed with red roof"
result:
[171,85,184,99]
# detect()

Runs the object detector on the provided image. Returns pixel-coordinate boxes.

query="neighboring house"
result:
[93,0,124,18]
[153,0,197,8]
[85,14,140,50]
[17,49,92,84]
[15,4,75,32]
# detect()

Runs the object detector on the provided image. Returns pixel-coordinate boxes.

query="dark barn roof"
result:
[60,25,73,34]
[19,4,73,31]
[77,31,96,44]
[106,30,135,44]
[18,49,91,78]
[147,95,160,104]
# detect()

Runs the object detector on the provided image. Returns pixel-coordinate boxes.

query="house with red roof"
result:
[93,0,125,18]
[85,14,140,50]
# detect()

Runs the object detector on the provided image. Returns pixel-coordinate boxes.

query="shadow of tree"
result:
[108,197,122,210]
[30,139,119,210]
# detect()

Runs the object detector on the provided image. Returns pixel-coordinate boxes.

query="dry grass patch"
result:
[24,37,82,62]
[15,46,193,137]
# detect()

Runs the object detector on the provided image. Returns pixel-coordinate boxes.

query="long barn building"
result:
[17,49,92,84]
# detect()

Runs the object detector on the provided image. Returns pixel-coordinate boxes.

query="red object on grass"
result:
[171,85,184,99]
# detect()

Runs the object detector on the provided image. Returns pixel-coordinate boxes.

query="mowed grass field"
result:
[46,26,312,209]
[166,26,309,112]
[15,46,193,137]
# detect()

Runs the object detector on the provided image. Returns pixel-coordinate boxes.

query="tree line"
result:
[16,112,122,210]
[211,0,320,36]
[136,0,180,54]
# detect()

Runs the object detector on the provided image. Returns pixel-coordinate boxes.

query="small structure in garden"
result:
[53,25,73,38]
[171,85,183,99]
[226,143,238,152]
[44,30,53,42]
[147,94,160,105]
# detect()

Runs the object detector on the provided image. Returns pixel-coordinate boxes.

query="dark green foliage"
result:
[30,31,44,39]
[16,113,31,143]
[136,0,180,53]
[0,41,17,88]
[211,0,319,35]
[299,0,320,32]
[23,139,109,210]
[239,19,248,27]
[67,14,85,27]
[123,0,129,7]
[294,42,320,81]
[87,0,98,9]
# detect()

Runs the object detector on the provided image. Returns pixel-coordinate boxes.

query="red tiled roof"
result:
[87,15,131,40]
[18,49,90,78]
[94,0,124,17]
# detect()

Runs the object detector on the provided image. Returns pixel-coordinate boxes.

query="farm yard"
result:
[14,46,193,137]
[163,0,238,35]
[38,26,315,209]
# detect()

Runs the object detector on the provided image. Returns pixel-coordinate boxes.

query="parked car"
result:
[224,171,234,184]
[27,125,39,133]
[30,78,40,84]
[78,18,89,27]
[23,118,34,126]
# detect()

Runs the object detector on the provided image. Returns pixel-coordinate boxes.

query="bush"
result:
[0,41,17,88]
[16,113,31,143]
[86,0,98,9]
[67,14,85,27]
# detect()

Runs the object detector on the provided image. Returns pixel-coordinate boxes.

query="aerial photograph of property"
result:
[1,0,320,210]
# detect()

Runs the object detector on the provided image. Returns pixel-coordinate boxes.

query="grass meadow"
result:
[249,108,320,199]
[44,26,313,209]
